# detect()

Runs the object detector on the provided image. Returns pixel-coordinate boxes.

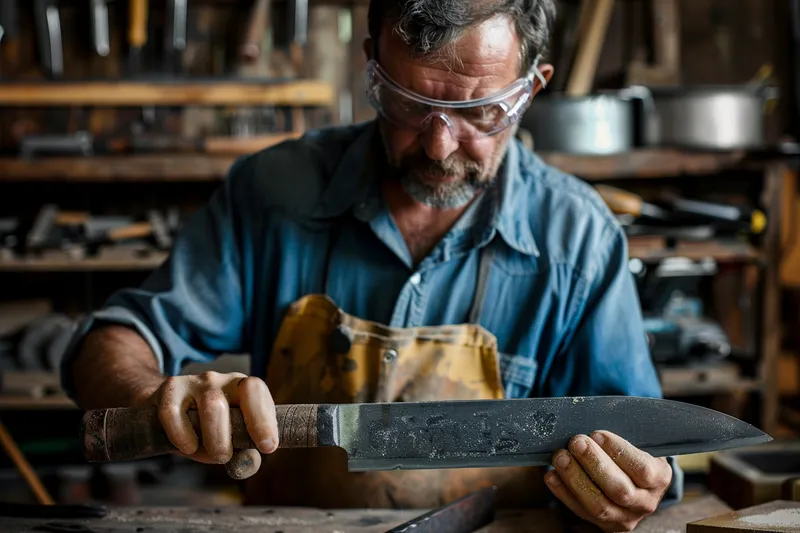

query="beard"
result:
[396,150,489,209]
[380,123,511,209]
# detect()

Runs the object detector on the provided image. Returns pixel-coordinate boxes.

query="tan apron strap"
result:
[468,243,495,324]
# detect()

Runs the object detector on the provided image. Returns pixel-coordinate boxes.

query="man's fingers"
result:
[232,376,279,454]
[551,449,630,526]
[225,449,262,480]
[568,434,651,512]
[196,388,233,464]
[592,431,673,491]
[544,470,595,524]
[157,377,198,455]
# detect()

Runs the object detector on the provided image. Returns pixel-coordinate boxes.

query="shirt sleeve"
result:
[59,156,252,400]
[551,224,684,506]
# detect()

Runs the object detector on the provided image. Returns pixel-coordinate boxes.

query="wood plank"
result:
[541,149,751,180]
[0,155,235,181]
[659,364,761,397]
[630,240,763,263]
[0,80,335,106]
[0,250,167,272]
[688,500,800,533]
[0,149,774,182]
[0,495,732,533]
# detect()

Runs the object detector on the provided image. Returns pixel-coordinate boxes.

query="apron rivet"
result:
[383,349,398,363]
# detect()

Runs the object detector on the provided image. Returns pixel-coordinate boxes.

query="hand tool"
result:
[287,0,308,72]
[163,0,187,75]
[0,1,17,44]
[0,0,19,76]
[658,192,768,235]
[239,0,270,64]
[0,419,54,504]
[20,132,94,159]
[386,486,496,533]
[566,0,615,96]
[107,131,300,155]
[33,0,63,79]
[81,396,771,469]
[595,184,671,220]
[626,0,682,86]
[127,0,148,76]
[90,0,110,57]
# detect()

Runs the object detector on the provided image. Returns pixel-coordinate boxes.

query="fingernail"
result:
[556,452,571,469]
[571,436,588,454]
[592,431,606,446]
[547,473,561,487]
[259,438,276,453]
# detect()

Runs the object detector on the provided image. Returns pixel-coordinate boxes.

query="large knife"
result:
[81,397,771,471]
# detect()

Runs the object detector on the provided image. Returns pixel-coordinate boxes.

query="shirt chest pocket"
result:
[498,352,538,399]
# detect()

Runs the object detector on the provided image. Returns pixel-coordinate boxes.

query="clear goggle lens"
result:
[366,59,546,141]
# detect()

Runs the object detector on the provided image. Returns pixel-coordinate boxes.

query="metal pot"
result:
[638,85,780,150]
[520,91,639,155]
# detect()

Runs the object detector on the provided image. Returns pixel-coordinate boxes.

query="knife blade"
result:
[81,396,771,470]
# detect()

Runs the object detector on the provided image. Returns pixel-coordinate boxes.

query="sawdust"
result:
[734,508,800,531]
[362,406,557,462]
[237,516,322,526]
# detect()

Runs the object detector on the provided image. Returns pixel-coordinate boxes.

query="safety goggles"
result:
[366,57,547,141]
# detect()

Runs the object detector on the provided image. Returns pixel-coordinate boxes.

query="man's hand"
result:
[142,371,279,480]
[544,430,672,532]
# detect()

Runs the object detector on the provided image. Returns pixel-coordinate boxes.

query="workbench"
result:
[0,494,731,532]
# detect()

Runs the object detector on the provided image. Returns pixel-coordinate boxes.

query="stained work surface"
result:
[687,500,800,533]
[0,495,731,532]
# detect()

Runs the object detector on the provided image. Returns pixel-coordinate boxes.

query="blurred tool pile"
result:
[0,0,333,158]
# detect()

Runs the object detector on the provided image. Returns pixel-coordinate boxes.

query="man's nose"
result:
[421,115,459,161]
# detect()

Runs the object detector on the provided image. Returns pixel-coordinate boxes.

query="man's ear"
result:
[533,64,555,96]
[363,37,374,61]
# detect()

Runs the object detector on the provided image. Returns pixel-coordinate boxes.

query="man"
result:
[61,0,681,531]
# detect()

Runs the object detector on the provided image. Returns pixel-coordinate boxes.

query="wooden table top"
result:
[0,494,732,532]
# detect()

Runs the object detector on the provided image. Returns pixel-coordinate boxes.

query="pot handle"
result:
[619,85,659,145]
[757,85,780,115]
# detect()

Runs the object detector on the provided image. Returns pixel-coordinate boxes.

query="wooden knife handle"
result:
[81,405,318,462]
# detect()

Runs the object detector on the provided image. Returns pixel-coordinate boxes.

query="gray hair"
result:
[367,0,557,75]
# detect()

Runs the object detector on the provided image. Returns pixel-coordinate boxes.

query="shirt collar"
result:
[491,139,540,257]
[324,120,540,257]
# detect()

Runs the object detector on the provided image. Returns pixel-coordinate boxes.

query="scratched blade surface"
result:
[332,396,771,471]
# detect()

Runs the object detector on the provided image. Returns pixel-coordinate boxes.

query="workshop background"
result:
[0,0,798,511]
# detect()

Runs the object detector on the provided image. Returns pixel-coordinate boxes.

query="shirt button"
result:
[409,273,422,286]
[383,349,398,363]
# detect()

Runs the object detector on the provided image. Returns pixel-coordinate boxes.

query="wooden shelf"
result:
[0,79,334,107]
[0,249,167,272]
[659,363,761,397]
[629,240,763,263]
[539,149,767,180]
[0,155,236,181]
[0,148,784,183]
[0,395,76,410]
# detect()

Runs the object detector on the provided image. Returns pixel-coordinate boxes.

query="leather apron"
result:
[244,240,549,509]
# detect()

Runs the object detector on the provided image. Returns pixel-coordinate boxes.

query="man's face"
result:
[367,15,552,209]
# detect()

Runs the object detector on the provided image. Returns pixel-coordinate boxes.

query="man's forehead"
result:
[378,14,521,86]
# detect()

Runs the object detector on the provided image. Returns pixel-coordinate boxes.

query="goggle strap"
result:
[530,54,547,89]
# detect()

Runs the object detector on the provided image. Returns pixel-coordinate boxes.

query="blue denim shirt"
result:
[61,120,682,504]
